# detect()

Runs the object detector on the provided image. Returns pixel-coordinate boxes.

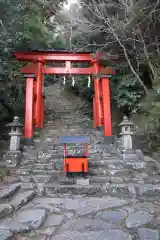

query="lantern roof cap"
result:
[119,116,133,127]
[6,116,23,128]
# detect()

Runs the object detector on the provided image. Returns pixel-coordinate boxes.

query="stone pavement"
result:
[0,83,160,239]
[0,184,160,240]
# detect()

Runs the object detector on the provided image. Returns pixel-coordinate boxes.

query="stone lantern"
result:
[3,116,23,168]
[6,116,23,152]
[119,116,133,149]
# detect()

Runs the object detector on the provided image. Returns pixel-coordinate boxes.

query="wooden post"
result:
[85,143,88,157]
[40,95,44,128]
[101,77,113,143]
[24,75,34,144]
[40,80,45,129]
[33,80,37,126]
[93,96,97,128]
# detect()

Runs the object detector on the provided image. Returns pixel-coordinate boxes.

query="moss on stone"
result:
[0,165,9,180]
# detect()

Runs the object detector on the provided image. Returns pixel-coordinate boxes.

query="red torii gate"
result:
[14,50,115,144]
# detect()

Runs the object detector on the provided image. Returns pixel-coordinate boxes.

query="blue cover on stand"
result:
[59,136,89,144]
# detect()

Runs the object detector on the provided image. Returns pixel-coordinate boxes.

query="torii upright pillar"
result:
[92,67,113,143]
[24,74,35,144]
[92,60,103,129]
[101,77,113,144]
[35,61,44,129]
[93,96,97,128]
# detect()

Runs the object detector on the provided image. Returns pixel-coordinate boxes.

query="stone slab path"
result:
[0,183,160,239]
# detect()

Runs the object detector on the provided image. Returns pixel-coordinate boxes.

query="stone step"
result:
[31,169,63,175]
[103,183,160,198]
[31,174,53,183]
[88,159,122,167]
[36,156,62,163]
[89,168,131,177]
[20,158,37,166]
[19,160,63,172]
[35,160,63,167]
[59,179,75,185]
[38,152,62,157]
[103,183,134,197]
[90,175,160,185]
[89,160,156,171]
[19,164,33,170]
[10,190,36,210]
[38,152,54,159]
[22,155,38,161]
[90,176,129,184]
[23,146,37,154]
[15,168,32,176]
[33,163,56,170]
[0,183,22,201]
[21,182,35,190]
[42,146,64,151]
[44,183,103,196]
[0,189,35,219]
[18,175,32,183]
[16,168,63,178]
[143,175,160,184]
[90,167,160,178]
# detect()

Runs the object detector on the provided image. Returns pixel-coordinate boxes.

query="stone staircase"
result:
[1,82,160,239]
[12,83,160,201]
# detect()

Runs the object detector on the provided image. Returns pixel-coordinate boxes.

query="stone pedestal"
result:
[117,149,144,161]
[136,149,144,160]
[119,149,138,161]
[119,116,133,150]
[121,134,133,149]
[9,135,21,151]
[3,151,22,168]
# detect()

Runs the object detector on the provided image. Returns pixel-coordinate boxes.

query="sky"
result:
[63,0,78,10]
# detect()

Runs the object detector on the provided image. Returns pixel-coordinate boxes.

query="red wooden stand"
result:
[60,136,89,174]
[63,142,88,173]
[64,157,88,173]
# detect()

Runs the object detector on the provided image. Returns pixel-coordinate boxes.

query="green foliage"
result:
[0,166,9,180]
[0,0,66,142]
[64,75,94,102]
[140,88,160,151]
[78,77,94,101]
[114,74,143,112]
[143,105,160,150]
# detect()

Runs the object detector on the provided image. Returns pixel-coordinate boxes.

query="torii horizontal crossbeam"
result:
[14,51,94,62]
[20,63,114,75]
